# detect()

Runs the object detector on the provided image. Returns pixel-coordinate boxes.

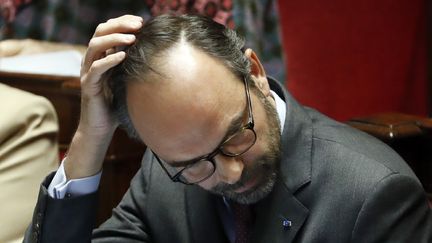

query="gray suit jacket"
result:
[25,78,432,243]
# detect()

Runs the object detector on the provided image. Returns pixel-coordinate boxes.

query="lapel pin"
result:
[279,215,292,230]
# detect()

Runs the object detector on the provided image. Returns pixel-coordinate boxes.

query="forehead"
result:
[126,43,245,161]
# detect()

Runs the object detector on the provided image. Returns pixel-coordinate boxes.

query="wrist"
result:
[76,122,117,140]
[64,128,115,179]
[78,96,119,136]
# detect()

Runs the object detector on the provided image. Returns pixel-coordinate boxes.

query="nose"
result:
[213,154,244,185]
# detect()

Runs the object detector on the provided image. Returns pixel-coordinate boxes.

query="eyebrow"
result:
[168,109,246,168]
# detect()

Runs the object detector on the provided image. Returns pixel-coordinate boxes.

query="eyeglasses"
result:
[152,77,257,185]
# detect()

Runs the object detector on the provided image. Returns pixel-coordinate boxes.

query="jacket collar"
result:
[268,77,312,193]
[248,77,311,242]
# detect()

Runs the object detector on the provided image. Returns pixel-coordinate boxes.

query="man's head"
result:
[107,14,282,204]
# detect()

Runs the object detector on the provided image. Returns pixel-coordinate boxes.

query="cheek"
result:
[242,139,267,166]
[197,174,219,190]
[245,101,272,161]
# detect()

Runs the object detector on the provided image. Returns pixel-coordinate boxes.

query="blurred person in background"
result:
[0,84,58,243]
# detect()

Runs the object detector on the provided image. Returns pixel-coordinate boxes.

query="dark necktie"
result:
[231,202,254,243]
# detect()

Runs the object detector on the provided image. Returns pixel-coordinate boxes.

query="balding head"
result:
[106,14,252,139]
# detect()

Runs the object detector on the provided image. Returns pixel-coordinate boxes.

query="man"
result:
[0,84,58,243]
[25,14,431,242]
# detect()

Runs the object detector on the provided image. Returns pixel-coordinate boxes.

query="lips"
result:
[234,175,259,193]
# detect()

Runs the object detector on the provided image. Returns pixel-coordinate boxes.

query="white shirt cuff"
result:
[47,158,102,199]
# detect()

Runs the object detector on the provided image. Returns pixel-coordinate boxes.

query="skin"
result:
[64,14,280,203]
[65,15,144,179]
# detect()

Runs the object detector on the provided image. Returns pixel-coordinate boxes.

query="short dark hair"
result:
[106,14,251,139]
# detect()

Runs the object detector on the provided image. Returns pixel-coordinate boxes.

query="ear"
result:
[244,48,270,97]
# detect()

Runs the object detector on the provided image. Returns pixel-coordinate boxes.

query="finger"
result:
[83,51,126,91]
[105,47,116,56]
[94,15,144,37]
[83,33,135,73]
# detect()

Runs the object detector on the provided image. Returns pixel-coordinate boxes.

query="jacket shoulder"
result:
[307,108,417,180]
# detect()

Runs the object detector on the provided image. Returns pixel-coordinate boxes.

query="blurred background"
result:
[1,0,431,120]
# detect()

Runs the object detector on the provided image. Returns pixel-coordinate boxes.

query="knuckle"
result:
[89,62,100,73]
[106,18,121,29]
[107,53,120,62]
[94,23,105,35]
[112,22,121,30]
[105,54,115,61]
[121,14,134,19]
[88,38,99,48]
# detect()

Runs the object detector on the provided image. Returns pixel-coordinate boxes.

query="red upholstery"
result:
[278,0,428,121]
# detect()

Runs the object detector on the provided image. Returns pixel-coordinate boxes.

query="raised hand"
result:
[79,14,143,135]
[65,15,144,179]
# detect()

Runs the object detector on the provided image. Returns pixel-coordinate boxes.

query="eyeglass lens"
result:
[178,128,256,184]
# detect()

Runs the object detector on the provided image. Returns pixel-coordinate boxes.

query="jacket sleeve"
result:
[351,173,432,243]
[91,150,154,242]
[23,172,98,243]
[23,151,155,243]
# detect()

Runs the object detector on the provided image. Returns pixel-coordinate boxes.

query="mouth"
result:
[233,174,260,193]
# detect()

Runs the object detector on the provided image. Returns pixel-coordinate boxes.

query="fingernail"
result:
[132,21,142,28]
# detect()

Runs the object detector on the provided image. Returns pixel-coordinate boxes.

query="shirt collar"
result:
[270,90,286,134]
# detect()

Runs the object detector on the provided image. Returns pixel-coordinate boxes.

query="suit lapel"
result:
[269,77,313,192]
[252,179,309,243]
[269,77,313,194]
[251,78,314,242]
[185,186,229,243]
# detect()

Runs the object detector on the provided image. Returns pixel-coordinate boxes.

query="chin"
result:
[211,171,278,205]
